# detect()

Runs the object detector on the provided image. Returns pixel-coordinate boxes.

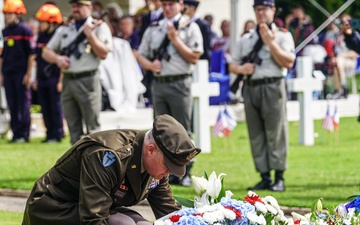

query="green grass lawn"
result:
[1,117,360,224]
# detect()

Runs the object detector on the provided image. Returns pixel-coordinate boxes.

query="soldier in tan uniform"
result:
[22,114,201,225]
[229,0,295,192]
[42,0,113,145]
[137,0,203,187]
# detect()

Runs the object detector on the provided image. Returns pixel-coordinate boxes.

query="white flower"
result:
[291,212,308,222]
[153,221,164,225]
[265,203,278,215]
[247,212,266,225]
[254,201,267,214]
[336,203,348,216]
[192,175,208,195]
[194,192,210,208]
[264,196,281,210]
[221,206,236,220]
[206,172,226,200]
[225,190,233,199]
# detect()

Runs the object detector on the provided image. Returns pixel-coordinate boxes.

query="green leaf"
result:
[346,195,359,201]
[174,196,194,208]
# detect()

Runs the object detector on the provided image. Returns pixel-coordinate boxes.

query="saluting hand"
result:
[258,22,275,46]
[167,21,179,42]
[150,59,162,73]
[83,20,102,38]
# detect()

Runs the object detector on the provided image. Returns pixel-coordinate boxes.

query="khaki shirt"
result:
[232,25,295,79]
[138,14,203,76]
[46,17,113,73]
[23,130,180,225]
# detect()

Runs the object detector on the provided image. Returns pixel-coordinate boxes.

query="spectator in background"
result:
[183,0,212,64]
[204,14,218,45]
[118,15,141,51]
[1,0,36,143]
[92,1,104,19]
[105,2,124,36]
[33,3,64,143]
[242,19,256,35]
[288,5,317,54]
[139,0,163,40]
[212,19,230,52]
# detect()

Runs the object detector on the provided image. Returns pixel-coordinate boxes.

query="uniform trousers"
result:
[151,77,192,135]
[3,72,31,140]
[61,73,101,144]
[243,78,288,173]
[37,76,64,140]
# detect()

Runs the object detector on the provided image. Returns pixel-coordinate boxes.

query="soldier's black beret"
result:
[183,0,200,7]
[253,0,275,7]
[68,0,93,5]
[152,115,201,177]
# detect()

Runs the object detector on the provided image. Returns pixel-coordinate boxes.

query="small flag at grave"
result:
[322,104,334,132]
[333,105,340,131]
[212,107,237,137]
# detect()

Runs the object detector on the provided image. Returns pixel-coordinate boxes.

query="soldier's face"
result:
[162,1,182,19]
[143,145,171,179]
[71,3,92,20]
[254,5,275,24]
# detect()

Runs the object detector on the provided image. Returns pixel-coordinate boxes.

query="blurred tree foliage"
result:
[275,0,360,30]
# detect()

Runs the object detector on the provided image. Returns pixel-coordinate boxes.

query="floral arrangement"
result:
[154,172,360,225]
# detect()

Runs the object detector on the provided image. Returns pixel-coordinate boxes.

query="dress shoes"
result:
[269,180,285,192]
[247,180,272,191]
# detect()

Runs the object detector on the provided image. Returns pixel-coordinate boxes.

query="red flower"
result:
[193,213,203,217]
[294,219,301,224]
[245,195,264,204]
[170,214,182,222]
[224,205,242,219]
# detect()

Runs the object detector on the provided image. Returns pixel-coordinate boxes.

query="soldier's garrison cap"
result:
[253,0,275,7]
[152,115,201,177]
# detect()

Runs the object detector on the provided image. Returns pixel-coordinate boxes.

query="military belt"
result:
[153,74,191,83]
[64,70,97,79]
[244,76,283,86]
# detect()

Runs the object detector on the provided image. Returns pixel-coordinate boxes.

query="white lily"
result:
[194,192,210,208]
[225,190,233,199]
[206,172,226,200]
[192,175,208,195]
[291,212,308,221]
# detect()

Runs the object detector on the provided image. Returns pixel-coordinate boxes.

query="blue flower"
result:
[220,198,256,225]
[176,215,208,225]
[346,196,360,212]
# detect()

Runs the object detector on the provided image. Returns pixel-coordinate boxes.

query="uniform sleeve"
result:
[147,176,181,219]
[187,23,203,53]
[79,150,119,225]
[46,26,65,52]
[95,22,113,52]
[279,31,295,55]
[231,39,243,64]
[138,27,152,57]
[24,26,35,56]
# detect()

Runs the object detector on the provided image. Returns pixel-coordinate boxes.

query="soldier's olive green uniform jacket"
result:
[22,130,180,225]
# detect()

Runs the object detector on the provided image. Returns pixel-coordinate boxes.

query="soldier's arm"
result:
[167,22,200,64]
[84,21,112,60]
[42,48,70,69]
[136,53,162,73]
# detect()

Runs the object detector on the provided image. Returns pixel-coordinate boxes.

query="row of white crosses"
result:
[191,56,321,154]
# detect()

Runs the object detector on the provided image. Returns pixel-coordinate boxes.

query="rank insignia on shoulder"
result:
[102,152,116,167]
[148,178,160,189]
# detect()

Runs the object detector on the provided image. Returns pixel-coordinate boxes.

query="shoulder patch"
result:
[102,151,116,167]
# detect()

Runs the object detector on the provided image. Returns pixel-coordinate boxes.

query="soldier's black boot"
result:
[247,172,272,191]
[269,170,285,192]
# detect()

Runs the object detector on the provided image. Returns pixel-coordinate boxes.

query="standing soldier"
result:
[136,0,203,186]
[42,0,113,145]
[33,3,64,143]
[229,0,295,192]
[0,0,35,143]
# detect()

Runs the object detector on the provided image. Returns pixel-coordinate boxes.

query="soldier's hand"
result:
[56,55,70,69]
[259,23,275,46]
[22,73,31,90]
[83,20,102,37]
[151,59,162,73]
[167,21,179,42]
[241,63,255,75]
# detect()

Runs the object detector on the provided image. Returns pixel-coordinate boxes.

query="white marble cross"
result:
[192,60,220,153]
[287,56,323,146]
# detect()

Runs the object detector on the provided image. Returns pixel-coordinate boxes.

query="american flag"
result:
[333,105,340,130]
[212,107,237,137]
[322,104,334,132]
